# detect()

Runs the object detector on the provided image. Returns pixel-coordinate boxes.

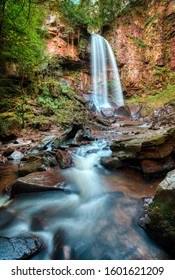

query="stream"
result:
[0,140,170,260]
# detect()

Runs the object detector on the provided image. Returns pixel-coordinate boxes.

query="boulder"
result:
[115,105,131,117]
[53,123,84,148]
[8,150,24,161]
[0,112,21,140]
[0,235,43,260]
[101,156,123,169]
[108,126,175,174]
[2,147,14,157]
[56,150,73,168]
[18,153,46,177]
[143,169,175,257]
[101,107,115,118]
[52,229,67,260]
[37,135,57,150]
[10,169,66,197]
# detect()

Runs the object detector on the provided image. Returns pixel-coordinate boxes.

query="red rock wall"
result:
[105,0,175,96]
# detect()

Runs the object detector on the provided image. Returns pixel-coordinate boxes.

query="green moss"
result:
[148,198,175,227]
[136,39,147,48]
[0,112,21,137]
[126,83,175,109]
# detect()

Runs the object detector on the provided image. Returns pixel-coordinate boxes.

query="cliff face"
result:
[45,1,175,98]
[106,0,175,96]
[45,14,91,95]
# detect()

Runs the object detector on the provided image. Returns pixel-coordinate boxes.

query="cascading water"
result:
[63,140,111,201]
[91,33,124,110]
[0,141,170,260]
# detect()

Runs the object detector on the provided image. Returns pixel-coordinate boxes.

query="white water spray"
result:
[91,33,124,110]
[63,140,111,201]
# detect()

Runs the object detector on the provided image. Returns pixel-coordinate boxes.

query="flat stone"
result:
[111,127,175,160]
[0,235,43,260]
[11,169,66,197]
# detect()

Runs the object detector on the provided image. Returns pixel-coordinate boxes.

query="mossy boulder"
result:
[145,169,175,257]
[103,127,175,174]
[0,112,21,140]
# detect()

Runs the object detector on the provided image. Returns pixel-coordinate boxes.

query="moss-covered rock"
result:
[0,112,21,140]
[145,169,175,257]
[103,126,175,174]
[111,126,175,158]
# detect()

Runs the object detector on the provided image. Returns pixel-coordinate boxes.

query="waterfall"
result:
[91,33,124,110]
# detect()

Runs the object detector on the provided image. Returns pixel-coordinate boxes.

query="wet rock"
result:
[0,207,15,229]
[137,197,154,228]
[8,150,24,161]
[8,139,32,148]
[0,112,21,140]
[141,156,175,175]
[115,119,146,127]
[155,169,175,197]
[2,147,14,157]
[74,129,84,144]
[88,115,111,132]
[10,169,66,197]
[53,123,84,148]
[52,229,67,260]
[109,127,175,175]
[18,153,46,177]
[43,151,59,167]
[151,99,175,128]
[101,107,115,118]
[56,150,72,168]
[31,210,50,231]
[83,128,94,141]
[128,104,142,120]
[37,135,57,150]
[101,156,123,169]
[144,169,175,257]
[0,235,43,260]
[115,106,131,117]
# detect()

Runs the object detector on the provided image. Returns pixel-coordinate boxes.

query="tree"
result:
[55,0,122,34]
[0,0,47,127]
[0,0,46,74]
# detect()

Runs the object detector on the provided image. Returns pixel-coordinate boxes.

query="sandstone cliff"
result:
[106,0,175,96]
